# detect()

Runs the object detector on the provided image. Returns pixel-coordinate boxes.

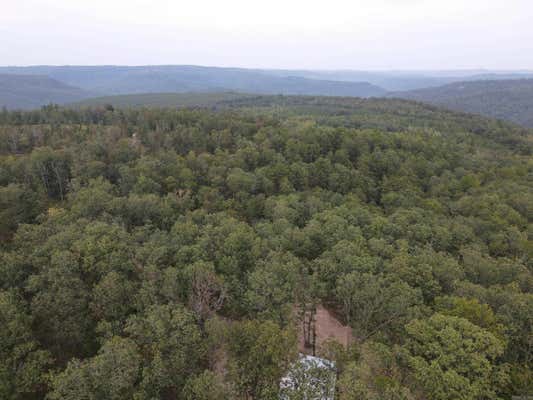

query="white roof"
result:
[299,354,335,369]
[280,354,336,400]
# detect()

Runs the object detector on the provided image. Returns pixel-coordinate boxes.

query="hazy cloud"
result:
[1,0,532,69]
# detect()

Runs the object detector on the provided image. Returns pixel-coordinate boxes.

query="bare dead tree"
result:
[301,303,317,355]
[188,267,226,327]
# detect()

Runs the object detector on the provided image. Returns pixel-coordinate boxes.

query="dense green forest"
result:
[394,79,533,128]
[0,97,531,399]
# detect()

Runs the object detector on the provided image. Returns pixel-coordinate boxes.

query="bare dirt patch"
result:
[297,305,353,355]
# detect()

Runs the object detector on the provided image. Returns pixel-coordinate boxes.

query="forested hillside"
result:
[71,92,255,109]
[0,74,92,110]
[0,98,531,399]
[394,79,533,127]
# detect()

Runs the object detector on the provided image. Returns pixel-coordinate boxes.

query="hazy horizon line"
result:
[2,64,533,74]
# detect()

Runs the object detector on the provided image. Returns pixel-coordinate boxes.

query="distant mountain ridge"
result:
[0,65,386,99]
[2,66,533,123]
[0,74,93,110]
[257,69,533,91]
[5,66,532,93]
[392,79,533,127]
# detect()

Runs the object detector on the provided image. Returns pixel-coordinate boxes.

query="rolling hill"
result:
[0,66,386,98]
[70,92,255,108]
[4,67,533,122]
[0,74,92,110]
[256,69,533,91]
[392,79,533,127]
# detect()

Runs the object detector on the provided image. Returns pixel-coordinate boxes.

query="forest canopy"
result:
[0,97,531,399]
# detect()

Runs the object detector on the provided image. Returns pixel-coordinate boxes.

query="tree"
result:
[0,290,51,400]
[496,292,533,397]
[226,168,258,195]
[227,319,297,399]
[0,184,44,240]
[186,261,227,327]
[48,337,141,400]
[124,304,205,398]
[27,251,94,362]
[90,271,137,336]
[29,147,71,201]
[314,239,378,298]
[404,313,508,400]
[68,177,115,220]
[338,342,413,400]
[336,272,422,340]
[435,296,504,338]
[70,221,135,283]
[387,247,464,301]
[182,370,232,400]
[245,251,301,324]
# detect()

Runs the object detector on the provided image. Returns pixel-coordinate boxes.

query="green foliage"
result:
[0,184,44,240]
[0,99,530,399]
[27,251,94,361]
[29,147,71,200]
[245,251,301,324]
[182,370,232,400]
[0,290,51,400]
[404,313,508,400]
[338,342,413,400]
[124,304,205,398]
[435,296,504,338]
[48,337,141,400]
[336,272,422,340]
[227,319,297,399]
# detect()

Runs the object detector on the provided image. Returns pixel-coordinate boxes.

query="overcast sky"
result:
[1,0,532,70]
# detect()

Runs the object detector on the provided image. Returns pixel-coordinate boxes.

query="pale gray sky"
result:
[1,0,532,69]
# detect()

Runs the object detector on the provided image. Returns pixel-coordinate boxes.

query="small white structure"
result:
[280,354,336,400]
